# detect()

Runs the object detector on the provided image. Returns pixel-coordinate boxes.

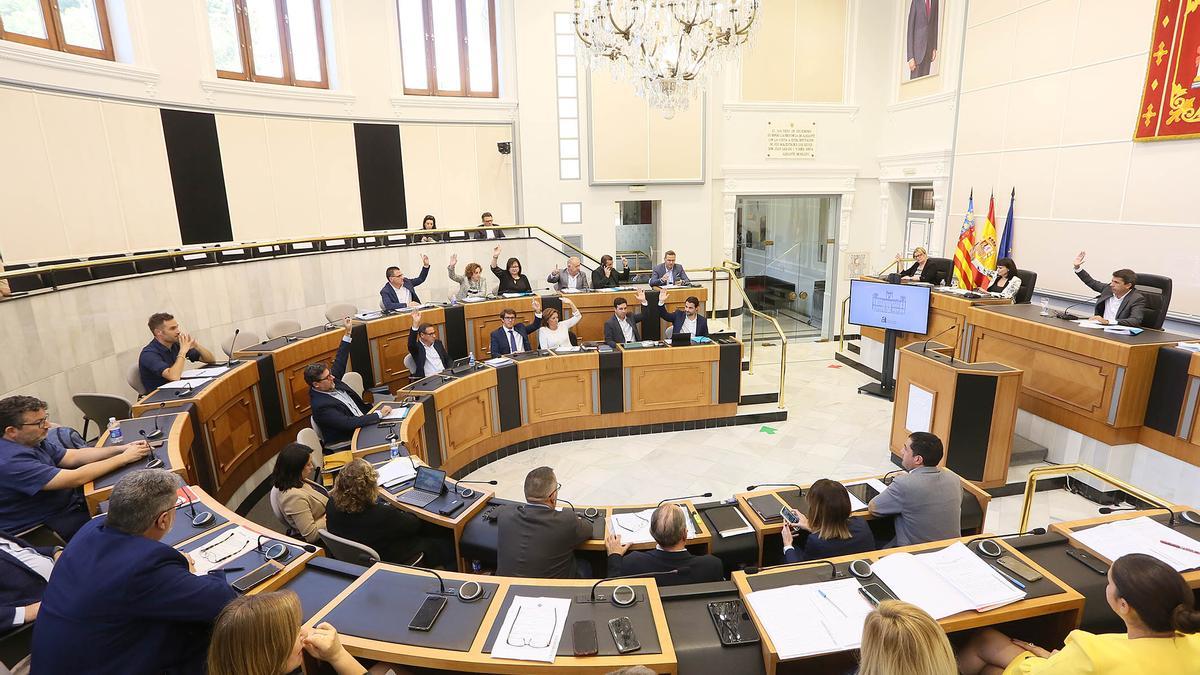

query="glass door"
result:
[736,195,839,340]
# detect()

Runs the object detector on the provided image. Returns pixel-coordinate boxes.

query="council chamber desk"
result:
[965,304,1195,444]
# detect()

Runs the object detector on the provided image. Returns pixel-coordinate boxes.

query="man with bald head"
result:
[548,257,591,292]
[605,503,724,585]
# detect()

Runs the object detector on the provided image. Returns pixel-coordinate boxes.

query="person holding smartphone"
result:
[780,479,875,562]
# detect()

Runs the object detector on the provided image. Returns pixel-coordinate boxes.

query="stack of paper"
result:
[484,357,512,367]
[490,596,570,663]
[611,505,698,545]
[871,542,1026,619]
[1071,516,1200,572]
[744,579,875,659]
[376,457,417,488]
[1074,320,1107,329]
[159,377,213,390]
[380,406,410,421]
[181,366,230,379]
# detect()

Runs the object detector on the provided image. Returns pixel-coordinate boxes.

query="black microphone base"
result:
[858,382,895,401]
[1056,312,1082,321]
[145,428,163,439]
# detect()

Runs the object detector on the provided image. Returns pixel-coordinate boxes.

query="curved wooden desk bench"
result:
[84,411,192,513]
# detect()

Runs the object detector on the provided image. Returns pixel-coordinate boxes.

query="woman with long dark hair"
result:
[489,245,532,294]
[270,443,328,543]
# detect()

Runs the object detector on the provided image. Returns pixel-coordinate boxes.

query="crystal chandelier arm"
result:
[606,1,638,41]
[733,3,759,38]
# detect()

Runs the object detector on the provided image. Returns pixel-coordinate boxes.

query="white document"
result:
[905,384,933,434]
[560,287,582,294]
[871,542,1025,619]
[1176,342,1200,353]
[1071,516,1200,572]
[484,357,512,367]
[611,505,697,545]
[1074,320,1107,329]
[462,295,487,303]
[501,293,527,298]
[844,489,869,513]
[355,311,382,320]
[376,457,418,488]
[158,377,212,390]
[190,526,255,575]
[866,478,889,496]
[553,346,581,353]
[181,366,230,379]
[490,596,570,663]
[380,406,410,421]
[745,579,875,659]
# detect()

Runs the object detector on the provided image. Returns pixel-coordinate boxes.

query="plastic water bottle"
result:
[107,417,123,443]
[1040,298,1051,316]
[468,351,476,369]
[389,438,400,460]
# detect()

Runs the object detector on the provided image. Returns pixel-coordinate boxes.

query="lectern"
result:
[889,341,1022,488]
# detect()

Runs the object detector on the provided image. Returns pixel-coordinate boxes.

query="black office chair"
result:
[925,257,953,286]
[1013,270,1037,304]
[568,332,579,347]
[1136,273,1172,330]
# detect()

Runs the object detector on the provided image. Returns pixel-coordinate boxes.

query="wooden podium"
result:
[890,341,1022,488]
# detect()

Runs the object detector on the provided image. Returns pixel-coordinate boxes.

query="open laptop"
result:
[396,466,446,508]
[671,332,692,346]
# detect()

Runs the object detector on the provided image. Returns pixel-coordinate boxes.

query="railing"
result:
[1018,464,1176,533]
[722,260,787,410]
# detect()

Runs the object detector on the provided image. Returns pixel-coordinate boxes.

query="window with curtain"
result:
[0,0,115,60]
[397,0,498,97]
[206,0,329,88]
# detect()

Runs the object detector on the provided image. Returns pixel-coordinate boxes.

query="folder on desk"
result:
[871,542,1026,619]
[747,495,785,523]
[705,506,754,537]
[745,579,874,659]
[1071,516,1200,572]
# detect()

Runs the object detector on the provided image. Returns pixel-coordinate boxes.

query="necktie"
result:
[509,330,518,353]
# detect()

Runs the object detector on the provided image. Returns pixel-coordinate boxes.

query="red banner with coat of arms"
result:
[1135,0,1200,141]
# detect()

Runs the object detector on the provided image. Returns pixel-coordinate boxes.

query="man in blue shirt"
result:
[138,312,218,394]
[32,469,237,675]
[0,396,151,540]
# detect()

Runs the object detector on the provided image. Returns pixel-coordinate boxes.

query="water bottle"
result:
[389,437,400,460]
[468,351,476,369]
[107,417,122,443]
[1040,298,1051,316]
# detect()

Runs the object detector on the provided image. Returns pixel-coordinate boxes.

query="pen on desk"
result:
[991,564,1026,590]
[818,589,847,617]
[1160,539,1200,556]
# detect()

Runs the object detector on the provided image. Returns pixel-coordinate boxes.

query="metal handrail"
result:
[1018,464,1176,533]
[877,257,910,277]
[721,260,786,409]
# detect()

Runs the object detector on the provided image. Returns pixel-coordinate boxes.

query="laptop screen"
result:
[413,466,446,494]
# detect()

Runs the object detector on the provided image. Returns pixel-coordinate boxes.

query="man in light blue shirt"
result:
[868,432,961,547]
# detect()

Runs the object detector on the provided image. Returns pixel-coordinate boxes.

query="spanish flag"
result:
[973,194,999,288]
[953,191,977,290]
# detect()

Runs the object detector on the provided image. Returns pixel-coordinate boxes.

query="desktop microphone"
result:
[1055,295,1101,321]
[1100,500,1178,527]
[187,496,215,528]
[746,483,804,497]
[257,535,293,563]
[881,469,907,486]
[454,479,497,498]
[556,498,599,520]
[965,527,1047,557]
[397,562,453,597]
[580,570,679,605]
[136,429,165,469]
[657,492,713,508]
[745,558,841,580]
[1097,506,1137,514]
[174,381,194,398]
[920,324,957,355]
[145,402,165,439]
[222,329,240,366]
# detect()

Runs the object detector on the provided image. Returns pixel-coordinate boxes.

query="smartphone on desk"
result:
[231,562,282,593]
[408,595,447,631]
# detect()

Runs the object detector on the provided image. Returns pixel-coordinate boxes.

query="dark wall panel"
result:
[160,109,233,245]
[354,123,407,232]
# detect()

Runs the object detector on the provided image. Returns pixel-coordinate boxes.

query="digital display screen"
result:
[848,279,931,334]
[413,466,446,494]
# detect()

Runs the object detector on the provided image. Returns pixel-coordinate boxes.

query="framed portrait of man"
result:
[902,0,942,81]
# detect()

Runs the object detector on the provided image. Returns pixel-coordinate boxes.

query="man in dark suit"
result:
[380,255,430,311]
[0,528,58,633]
[471,211,505,240]
[906,0,939,79]
[31,469,237,675]
[648,250,691,287]
[406,309,450,378]
[647,294,709,338]
[604,503,722,585]
[1071,251,1148,327]
[304,319,392,449]
[496,466,592,578]
[603,291,647,347]
[489,299,542,356]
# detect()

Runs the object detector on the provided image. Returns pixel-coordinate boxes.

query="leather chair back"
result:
[1013,270,1037,304]
[1135,273,1172,330]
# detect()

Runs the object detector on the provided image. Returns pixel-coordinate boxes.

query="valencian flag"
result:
[972,193,999,288]
[998,188,1015,260]
[952,191,977,290]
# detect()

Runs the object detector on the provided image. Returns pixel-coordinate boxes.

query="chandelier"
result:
[574,0,760,118]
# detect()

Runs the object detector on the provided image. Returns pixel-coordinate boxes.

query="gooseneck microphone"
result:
[582,570,679,605]
[1098,506,1137,515]
[920,324,957,355]
[746,483,804,497]
[965,527,1048,557]
[1099,497,1178,527]
[399,562,450,596]
[455,479,497,498]
[145,401,166,439]
[881,469,907,485]
[657,492,712,508]
[1055,295,1101,321]
[174,381,194,398]
[746,558,841,580]
[137,429,164,469]
[222,329,240,366]
[187,495,215,528]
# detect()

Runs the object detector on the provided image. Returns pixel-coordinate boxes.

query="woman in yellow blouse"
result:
[957,553,1200,674]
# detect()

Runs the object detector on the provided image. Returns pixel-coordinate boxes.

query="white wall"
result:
[948,0,1200,316]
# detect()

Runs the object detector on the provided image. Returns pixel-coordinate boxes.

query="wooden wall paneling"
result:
[206,385,266,485]
[971,330,1113,419]
[524,369,592,421]
[439,392,493,461]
